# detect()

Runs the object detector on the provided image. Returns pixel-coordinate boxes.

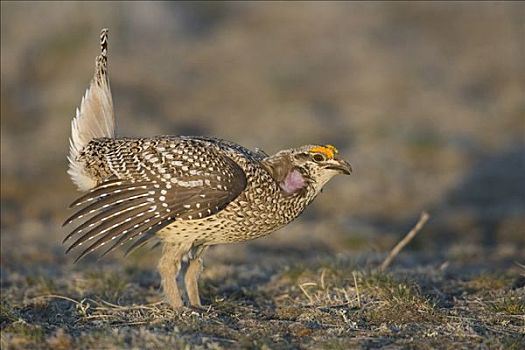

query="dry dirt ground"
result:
[1,236,524,349]
[1,2,524,349]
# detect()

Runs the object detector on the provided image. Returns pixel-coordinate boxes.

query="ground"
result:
[1,239,524,349]
[1,2,524,349]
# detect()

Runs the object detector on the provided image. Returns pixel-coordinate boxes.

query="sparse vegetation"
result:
[1,252,523,349]
[487,293,525,316]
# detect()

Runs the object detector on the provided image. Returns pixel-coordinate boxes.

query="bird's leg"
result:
[158,243,187,308]
[184,245,208,307]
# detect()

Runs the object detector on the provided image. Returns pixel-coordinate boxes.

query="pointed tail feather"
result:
[68,28,115,191]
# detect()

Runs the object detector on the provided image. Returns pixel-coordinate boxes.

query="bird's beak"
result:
[326,159,352,175]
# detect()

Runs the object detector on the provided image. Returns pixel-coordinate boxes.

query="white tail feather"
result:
[68,28,115,191]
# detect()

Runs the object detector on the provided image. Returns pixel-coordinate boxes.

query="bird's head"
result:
[262,144,352,196]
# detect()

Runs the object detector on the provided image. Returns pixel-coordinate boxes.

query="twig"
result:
[379,211,430,272]
[32,294,82,305]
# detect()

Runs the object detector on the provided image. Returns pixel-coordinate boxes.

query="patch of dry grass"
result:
[1,247,524,349]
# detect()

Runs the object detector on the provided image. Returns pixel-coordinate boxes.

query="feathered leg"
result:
[158,242,189,308]
[184,246,208,307]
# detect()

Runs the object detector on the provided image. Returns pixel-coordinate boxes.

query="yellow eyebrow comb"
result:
[309,145,338,159]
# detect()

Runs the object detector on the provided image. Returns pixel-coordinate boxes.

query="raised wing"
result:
[63,139,246,261]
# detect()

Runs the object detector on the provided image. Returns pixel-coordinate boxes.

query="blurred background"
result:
[1,2,524,270]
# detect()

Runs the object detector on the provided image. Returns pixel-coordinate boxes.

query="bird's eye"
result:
[313,154,325,162]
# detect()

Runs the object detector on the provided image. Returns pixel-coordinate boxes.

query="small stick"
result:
[32,294,82,305]
[379,211,430,272]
